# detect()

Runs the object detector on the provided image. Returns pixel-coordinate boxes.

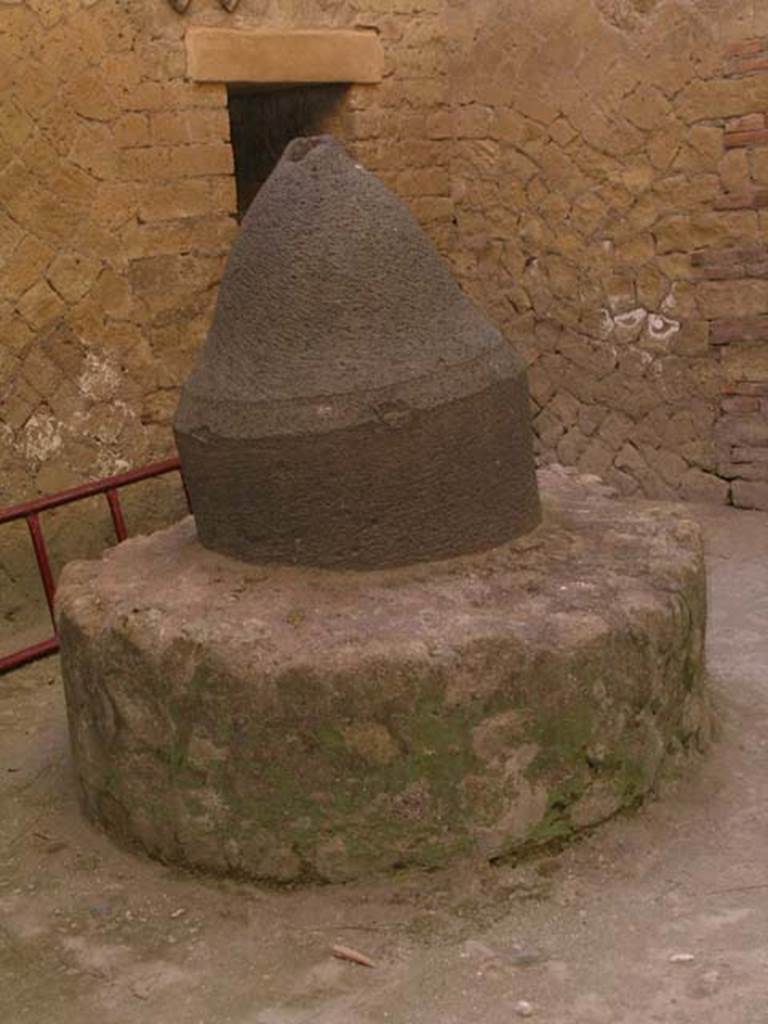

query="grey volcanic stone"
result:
[174,135,540,568]
[57,472,710,883]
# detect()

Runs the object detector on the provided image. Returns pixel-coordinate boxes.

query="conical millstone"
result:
[175,136,540,567]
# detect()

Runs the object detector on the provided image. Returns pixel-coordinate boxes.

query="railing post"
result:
[0,456,187,675]
[106,488,128,541]
[25,513,56,628]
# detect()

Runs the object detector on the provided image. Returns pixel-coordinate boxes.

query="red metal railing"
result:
[0,456,188,675]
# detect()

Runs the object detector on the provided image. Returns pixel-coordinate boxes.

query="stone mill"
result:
[174,135,541,567]
[56,137,710,883]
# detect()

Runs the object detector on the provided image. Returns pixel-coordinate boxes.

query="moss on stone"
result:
[57,478,710,882]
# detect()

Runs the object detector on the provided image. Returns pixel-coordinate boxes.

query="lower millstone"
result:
[56,469,710,883]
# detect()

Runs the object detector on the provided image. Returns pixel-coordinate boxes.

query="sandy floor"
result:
[1,503,767,1024]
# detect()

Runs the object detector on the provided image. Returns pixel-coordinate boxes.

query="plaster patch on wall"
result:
[75,400,137,446]
[595,0,658,32]
[601,307,680,354]
[598,308,614,338]
[647,313,680,343]
[613,307,648,343]
[77,353,122,402]
[17,399,140,476]
[93,452,132,477]
[660,287,681,315]
[18,412,63,463]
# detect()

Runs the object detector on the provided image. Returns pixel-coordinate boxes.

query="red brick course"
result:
[726,113,766,131]
[725,40,766,58]
[686,39,768,508]
[721,381,768,396]
[724,38,768,78]
[692,245,768,278]
[721,396,760,413]
[723,128,768,148]
[713,190,768,210]
[710,318,768,345]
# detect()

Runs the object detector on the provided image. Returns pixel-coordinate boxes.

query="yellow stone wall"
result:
[0,0,449,625]
[440,0,768,509]
[2,0,768,627]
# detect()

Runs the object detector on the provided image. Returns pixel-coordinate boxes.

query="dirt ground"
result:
[1,503,767,1024]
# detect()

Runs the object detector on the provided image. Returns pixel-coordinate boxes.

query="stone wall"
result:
[439,0,768,508]
[1,0,767,629]
[0,0,447,626]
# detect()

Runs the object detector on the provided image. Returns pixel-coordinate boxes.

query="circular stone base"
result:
[57,470,710,883]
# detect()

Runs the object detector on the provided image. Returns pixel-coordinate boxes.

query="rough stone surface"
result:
[56,470,709,883]
[174,136,540,567]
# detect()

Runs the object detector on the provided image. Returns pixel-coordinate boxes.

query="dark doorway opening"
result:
[227,84,348,220]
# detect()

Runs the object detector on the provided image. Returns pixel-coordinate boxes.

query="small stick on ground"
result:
[704,882,768,896]
[331,944,376,968]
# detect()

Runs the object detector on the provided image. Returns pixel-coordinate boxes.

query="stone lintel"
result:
[185,28,384,85]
